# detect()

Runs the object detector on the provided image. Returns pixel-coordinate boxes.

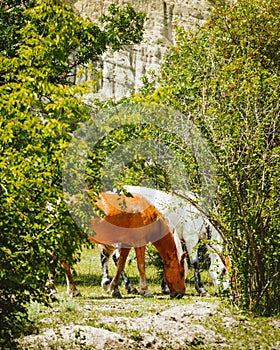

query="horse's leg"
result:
[185,237,207,296]
[161,277,169,294]
[100,245,115,291]
[208,248,230,293]
[46,272,58,296]
[109,247,130,298]
[62,262,81,297]
[46,253,59,296]
[112,249,138,294]
[190,250,209,297]
[135,246,153,298]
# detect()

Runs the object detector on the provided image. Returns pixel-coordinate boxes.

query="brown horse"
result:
[63,192,186,298]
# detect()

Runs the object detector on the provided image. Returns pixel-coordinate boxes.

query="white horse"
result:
[124,185,230,295]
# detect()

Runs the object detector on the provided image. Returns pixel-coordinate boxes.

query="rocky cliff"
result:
[72,0,214,100]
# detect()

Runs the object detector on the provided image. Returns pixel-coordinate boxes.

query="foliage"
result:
[141,0,280,314]
[86,121,193,193]
[0,0,145,345]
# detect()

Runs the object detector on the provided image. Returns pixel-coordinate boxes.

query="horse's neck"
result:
[153,232,177,261]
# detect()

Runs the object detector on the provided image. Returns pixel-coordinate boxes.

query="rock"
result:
[161,301,218,321]
[71,0,214,100]
[20,325,130,349]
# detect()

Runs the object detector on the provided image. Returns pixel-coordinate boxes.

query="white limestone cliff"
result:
[72,0,214,100]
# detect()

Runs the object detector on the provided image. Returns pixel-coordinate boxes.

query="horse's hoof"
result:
[195,285,209,297]
[69,289,81,297]
[101,279,110,292]
[144,293,154,298]
[197,289,210,297]
[111,290,122,298]
[161,287,170,295]
[49,290,59,301]
[140,290,154,298]
[126,286,138,295]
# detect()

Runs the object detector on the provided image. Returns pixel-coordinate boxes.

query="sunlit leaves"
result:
[99,4,146,51]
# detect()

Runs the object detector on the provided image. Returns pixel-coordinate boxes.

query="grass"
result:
[17,245,280,349]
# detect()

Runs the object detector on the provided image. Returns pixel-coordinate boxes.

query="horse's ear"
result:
[180,252,187,266]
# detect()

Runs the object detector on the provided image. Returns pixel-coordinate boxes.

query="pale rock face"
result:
[73,0,214,100]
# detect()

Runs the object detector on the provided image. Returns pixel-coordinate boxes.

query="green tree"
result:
[140,0,280,314]
[0,0,145,345]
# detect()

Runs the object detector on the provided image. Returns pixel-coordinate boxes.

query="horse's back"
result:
[89,192,170,246]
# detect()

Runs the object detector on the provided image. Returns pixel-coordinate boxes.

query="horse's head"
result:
[153,229,186,298]
[164,251,186,298]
